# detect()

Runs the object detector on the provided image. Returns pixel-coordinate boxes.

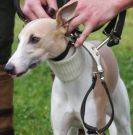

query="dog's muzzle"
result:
[4,64,16,75]
[5,60,40,77]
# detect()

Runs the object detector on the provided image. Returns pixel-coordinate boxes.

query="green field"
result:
[13,9,133,135]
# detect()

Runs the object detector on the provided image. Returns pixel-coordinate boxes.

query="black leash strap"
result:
[13,0,30,22]
[103,10,127,47]
[80,74,114,134]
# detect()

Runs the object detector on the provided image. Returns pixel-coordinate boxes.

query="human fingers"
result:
[23,5,38,20]
[23,1,49,20]
[75,24,93,47]
[32,5,49,18]
[47,0,58,11]
[68,15,85,33]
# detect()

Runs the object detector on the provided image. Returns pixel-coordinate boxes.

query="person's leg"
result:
[0,0,15,134]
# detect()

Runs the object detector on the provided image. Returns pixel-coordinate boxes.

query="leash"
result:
[81,45,114,134]
[13,0,126,134]
[80,74,114,134]
[13,0,29,23]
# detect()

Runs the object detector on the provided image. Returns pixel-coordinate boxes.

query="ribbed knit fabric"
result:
[48,48,84,82]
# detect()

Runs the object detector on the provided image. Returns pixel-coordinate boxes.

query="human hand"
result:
[23,0,57,20]
[68,0,119,47]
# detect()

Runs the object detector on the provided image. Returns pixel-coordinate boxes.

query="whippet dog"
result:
[5,1,131,135]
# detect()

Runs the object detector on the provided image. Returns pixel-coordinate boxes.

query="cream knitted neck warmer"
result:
[48,48,85,82]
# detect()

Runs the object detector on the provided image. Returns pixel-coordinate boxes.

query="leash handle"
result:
[80,73,114,134]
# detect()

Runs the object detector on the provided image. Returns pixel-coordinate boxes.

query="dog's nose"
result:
[4,63,16,75]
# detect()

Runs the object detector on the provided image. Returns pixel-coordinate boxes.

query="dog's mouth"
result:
[16,60,40,77]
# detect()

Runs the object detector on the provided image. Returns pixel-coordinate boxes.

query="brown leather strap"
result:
[0,65,14,133]
[0,128,14,135]
[0,65,13,82]
[0,108,13,117]
[0,65,4,71]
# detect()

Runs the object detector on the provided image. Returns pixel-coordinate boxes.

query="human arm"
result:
[114,0,133,11]
[68,0,133,47]
[22,0,133,47]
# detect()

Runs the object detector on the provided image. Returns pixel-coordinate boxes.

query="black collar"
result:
[50,29,82,61]
[50,41,73,61]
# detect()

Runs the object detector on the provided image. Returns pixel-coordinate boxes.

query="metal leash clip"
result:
[96,32,120,50]
[93,32,120,75]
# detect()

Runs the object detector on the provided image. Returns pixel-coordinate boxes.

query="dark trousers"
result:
[0,0,15,64]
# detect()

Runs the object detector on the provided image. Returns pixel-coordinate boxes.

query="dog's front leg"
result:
[51,103,72,135]
[51,89,72,135]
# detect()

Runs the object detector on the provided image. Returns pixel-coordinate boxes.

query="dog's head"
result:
[5,1,78,76]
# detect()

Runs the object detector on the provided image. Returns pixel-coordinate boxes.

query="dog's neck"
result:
[48,46,85,82]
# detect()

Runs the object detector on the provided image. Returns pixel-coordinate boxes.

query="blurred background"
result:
[12,9,133,135]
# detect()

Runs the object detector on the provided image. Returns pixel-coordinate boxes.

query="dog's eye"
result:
[29,34,40,44]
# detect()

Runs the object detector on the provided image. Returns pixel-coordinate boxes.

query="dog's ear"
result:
[56,1,78,27]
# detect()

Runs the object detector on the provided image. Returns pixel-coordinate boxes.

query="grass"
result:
[13,9,133,135]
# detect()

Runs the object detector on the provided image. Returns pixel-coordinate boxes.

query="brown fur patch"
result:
[92,44,118,129]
